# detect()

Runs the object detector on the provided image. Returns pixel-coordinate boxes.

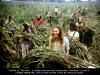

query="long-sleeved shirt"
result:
[33,18,43,25]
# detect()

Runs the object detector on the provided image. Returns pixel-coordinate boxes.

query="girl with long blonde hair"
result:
[49,26,70,55]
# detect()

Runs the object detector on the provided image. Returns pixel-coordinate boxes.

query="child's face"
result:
[53,28,59,38]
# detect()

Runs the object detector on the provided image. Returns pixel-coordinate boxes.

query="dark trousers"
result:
[9,30,14,38]
[55,12,58,16]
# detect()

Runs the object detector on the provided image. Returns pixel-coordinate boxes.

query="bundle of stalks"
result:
[0,22,95,69]
[20,47,95,69]
[78,26,94,46]
[69,39,91,61]
[0,25,22,69]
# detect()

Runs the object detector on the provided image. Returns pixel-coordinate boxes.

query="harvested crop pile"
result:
[0,23,95,69]
[0,26,20,69]
[0,2,100,69]
[20,47,95,69]
[78,26,94,46]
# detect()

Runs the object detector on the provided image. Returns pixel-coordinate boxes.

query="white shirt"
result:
[5,20,15,25]
[55,8,59,12]
[5,20,16,30]
[68,30,79,38]
[53,37,70,53]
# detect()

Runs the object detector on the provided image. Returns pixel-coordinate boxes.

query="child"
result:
[19,23,32,58]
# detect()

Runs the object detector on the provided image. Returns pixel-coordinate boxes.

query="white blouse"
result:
[53,37,70,53]
[55,8,59,12]
[68,30,79,38]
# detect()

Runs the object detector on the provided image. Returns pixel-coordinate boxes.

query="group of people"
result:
[4,6,87,58]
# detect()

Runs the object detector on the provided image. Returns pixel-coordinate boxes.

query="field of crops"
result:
[0,1,100,69]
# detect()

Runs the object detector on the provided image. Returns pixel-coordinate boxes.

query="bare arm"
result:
[65,50,69,55]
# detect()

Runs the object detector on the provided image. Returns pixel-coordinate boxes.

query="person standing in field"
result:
[66,8,71,18]
[19,23,32,58]
[32,14,43,27]
[54,7,59,16]
[49,26,70,55]
[47,11,52,26]
[78,6,82,16]
[5,15,16,37]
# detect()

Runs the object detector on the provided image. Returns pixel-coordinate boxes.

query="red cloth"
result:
[33,18,43,25]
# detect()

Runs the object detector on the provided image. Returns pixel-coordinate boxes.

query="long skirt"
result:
[22,40,31,58]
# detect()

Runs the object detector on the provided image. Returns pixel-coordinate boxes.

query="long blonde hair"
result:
[49,26,64,49]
